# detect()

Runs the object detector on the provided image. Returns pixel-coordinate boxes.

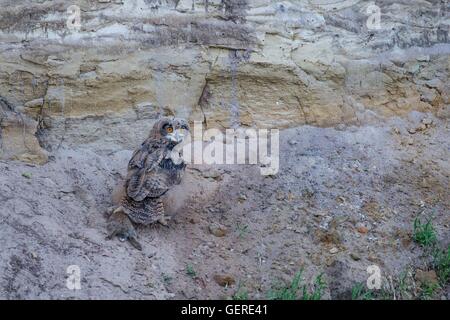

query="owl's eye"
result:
[166,126,174,133]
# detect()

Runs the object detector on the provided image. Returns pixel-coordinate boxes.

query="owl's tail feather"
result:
[120,196,165,226]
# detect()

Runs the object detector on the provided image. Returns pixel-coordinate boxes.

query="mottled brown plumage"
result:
[106,117,189,249]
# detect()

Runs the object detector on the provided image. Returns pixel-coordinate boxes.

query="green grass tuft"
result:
[268,271,326,300]
[21,172,32,179]
[185,264,196,278]
[419,281,440,300]
[232,286,249,300]
[413,216,437,247]
[236,224,249,238]
[351,282,374,300]
[433,245,450,285]
[162,273,172,284]
[268,271,302,300]
[302,273,326,300]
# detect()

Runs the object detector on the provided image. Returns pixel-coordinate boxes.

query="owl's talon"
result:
[128,236,143,251]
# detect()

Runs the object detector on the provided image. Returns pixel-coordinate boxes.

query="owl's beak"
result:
[167,130,184,143]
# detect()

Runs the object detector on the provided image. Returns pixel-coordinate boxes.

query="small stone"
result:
[405,137,414,145]
[416,55,430,62]
[329,247,339,254]
[202,169,222,180]
[407,63,420,74]
[357,225,369,234]
[21,172,32,179]
[350,253,361,261]
[415,269,438,286]
[79,63,97,73]
[421,118,433,126]
[213,274,235,287]
[189,217,200,224]
[313,211,326,217]
[418,123,427,131]
[311,253,321,266]
[288,139,298,146]
[24,98,44,109]
[317,228,342,245]
[276,192,285,201]
[208,223,228,237]
[238,194,247,201]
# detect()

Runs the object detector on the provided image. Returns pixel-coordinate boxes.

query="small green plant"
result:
[22,172,32,179]
[433,245,450,284]
[396,270,414,299]
[232,286,249,300]
[419,282,440,300]
[351,282,373,300]
[350,269,423,300]
[236,224,249,238]
[413,216,437,247]
[268,271,302,300]
[268,271,326,300]
[302,273,326,300]
[376,288,394,300]
[411,214,448,290]
[162,273,172,284]
[186,264,196,278]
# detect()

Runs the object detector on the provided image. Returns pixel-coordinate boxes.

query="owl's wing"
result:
[125,141,166,201]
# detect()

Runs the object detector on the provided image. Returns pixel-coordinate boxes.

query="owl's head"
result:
[151,117,190,144]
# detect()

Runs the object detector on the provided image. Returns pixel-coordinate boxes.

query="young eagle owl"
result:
[107,117,190,250]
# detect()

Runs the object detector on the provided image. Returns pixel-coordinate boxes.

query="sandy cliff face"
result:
[0,0,449,162]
